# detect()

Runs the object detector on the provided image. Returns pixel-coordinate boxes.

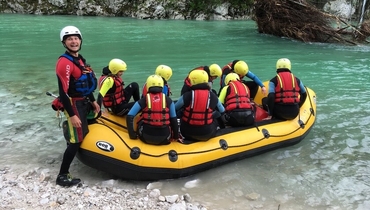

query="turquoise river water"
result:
[0,14,370,210]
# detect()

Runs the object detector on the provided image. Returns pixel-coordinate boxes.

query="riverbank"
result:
[0,165,208,210]
[1,0,252,20]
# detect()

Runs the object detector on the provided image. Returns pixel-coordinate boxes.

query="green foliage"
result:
[224,0,254,15]
[224,0,254,7]
[186,0,215,19]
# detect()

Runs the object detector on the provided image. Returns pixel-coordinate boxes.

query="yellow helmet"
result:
[276,58,291,70]
[108,58,127,75]
[155,65,173,81]
[233,60,249,77]
[209,64,222,77]
[189,70,208,86]
[146,74,164,90]
[225,73,240,85]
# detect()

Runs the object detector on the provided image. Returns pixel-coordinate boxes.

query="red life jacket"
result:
[274,72,300,104]
[225,81,253,111]
[140,93,170,126]
[220,62,233,86]
[222,62,233,72]
[182,89,213,125]
[184,76,192,87]
[98,76,125,108]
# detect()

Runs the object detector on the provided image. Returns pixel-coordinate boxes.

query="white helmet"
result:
[60,26,82,42]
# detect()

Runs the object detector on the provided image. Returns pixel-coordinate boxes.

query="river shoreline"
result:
[0,165,208,210]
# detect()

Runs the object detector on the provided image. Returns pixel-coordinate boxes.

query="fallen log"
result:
[253,0,370,45]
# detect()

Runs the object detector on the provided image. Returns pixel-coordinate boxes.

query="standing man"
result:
[55,26,100,187]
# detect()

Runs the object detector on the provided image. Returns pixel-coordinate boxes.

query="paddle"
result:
[46,91,58,98]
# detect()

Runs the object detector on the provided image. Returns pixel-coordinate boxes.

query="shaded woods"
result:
[253,0,370,45]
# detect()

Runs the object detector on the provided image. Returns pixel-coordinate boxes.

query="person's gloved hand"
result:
[171,133,184,143]
[261,86,267,96]
[220,113,229,123]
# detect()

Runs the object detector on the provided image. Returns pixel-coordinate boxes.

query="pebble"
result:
[246,192,260,201]
[184,179,200,188]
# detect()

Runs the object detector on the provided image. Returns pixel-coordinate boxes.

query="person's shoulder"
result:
[296,76,304,84]
[183,91,192,96]
[103,75,114,80]
[137,97,146,106]
[180,92,190,101]
[219,85,228,92]
[165,95,173,103]
[270,76,277,82]
[56,57,73,73]
[102,76,114,84]
[138,97,146,103]
[210,91,218,98]
[56,56,72,65]
[221,68,230,75]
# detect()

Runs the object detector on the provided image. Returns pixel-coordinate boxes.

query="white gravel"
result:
[0,166,208,210]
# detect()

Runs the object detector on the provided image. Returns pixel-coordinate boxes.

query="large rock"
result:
[323,0,355,19]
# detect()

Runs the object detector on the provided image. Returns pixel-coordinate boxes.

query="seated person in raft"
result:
[218,73,255,127]
[126,75,182,145]
[97,58,140,116]
[175,70,226,142]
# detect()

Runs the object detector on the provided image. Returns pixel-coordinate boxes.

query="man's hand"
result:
[101,108,109,117]
[70,115,82,128]
[91,101,100,113]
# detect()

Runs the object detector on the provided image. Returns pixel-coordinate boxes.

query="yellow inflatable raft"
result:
[76,85,317,181]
